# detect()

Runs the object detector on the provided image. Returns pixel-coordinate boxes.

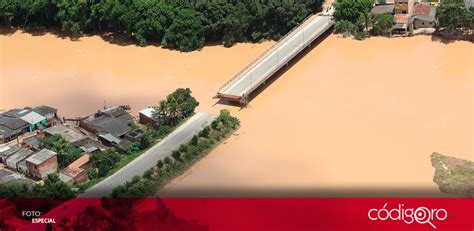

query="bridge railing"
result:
[218,13,316,93]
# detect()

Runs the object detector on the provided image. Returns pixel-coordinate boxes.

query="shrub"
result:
[171,150,182,161]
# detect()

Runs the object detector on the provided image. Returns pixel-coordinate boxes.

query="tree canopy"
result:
[41,134,83,169]
[0,0,323,52]
[152,88,199,126]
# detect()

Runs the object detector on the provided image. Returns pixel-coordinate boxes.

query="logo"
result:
[368,203,447,229]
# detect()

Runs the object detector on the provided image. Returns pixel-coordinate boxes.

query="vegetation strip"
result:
[1,0,323,51]
[111,109,239,198]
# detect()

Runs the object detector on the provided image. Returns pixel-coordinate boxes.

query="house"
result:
[21,136,42,151]
[32,105,58,121]
[19,111,47,132]
[0,115,29,143]
[5,148,34,170]
[59,154,91,185]
[411,3,436,29]
[371,4,395,15]
[0,146,20,163]
[393,14,410,34]
[139,107,157,126]
[80,106,133,137]
[73,138,106,153]
[44,124,86,143]
[26,148,58,180]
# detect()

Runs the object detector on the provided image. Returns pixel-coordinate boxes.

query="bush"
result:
[112,109,241,197]
[158,125,172,137]
[157,160,164,168]
[179,144,188,153]
[190,135,199,146]
[171,150,181,161]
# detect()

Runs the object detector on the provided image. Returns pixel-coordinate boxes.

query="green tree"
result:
[33,174,75,199]
[90,149,121,177]
[162,8,205,52]
[436,2,473,32]
[372,13,394,36]
[0,181,31,198]
[41,134,82,169]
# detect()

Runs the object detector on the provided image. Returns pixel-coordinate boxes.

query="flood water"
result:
[1,31,473,196]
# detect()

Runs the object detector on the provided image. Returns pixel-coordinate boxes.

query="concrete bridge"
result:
[216,7,335,104]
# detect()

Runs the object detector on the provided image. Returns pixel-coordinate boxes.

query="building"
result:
[21,136,42,151]
[5,148,33,170]
[17,160,29,175]
[0,146,20,163]
[393,14,410,34]
[80,106,134,146]
[19,111,47,132]
[139,107,157,126]
[80,106,133,137]
[371,4,395,15]
[44,124,86,143]
[411,3,436,29]
[59,154,91,185]
[0,115,29,143]
[32,105,58,121]
[73,138,106,153]
[26,148,58,180]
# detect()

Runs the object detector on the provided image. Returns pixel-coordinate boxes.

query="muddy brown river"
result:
[1,31,473,196]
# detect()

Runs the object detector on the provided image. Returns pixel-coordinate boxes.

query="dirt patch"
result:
[431,152,474,197]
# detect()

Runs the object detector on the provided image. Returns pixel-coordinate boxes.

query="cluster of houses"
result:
[0,104,159,187]
[371,0,439,34]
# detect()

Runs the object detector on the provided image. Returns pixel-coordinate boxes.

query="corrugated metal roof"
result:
[26,148,57,165]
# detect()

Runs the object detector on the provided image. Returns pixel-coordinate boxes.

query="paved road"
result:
[80,112,216,198]
[218,8,334,102]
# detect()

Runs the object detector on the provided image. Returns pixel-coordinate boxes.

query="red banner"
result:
[2,198,472,230]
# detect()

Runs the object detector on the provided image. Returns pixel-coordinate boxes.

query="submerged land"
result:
[1,29,473,196]
[432,152,474,197]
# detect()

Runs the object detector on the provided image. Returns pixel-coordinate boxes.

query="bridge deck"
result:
[217,9,334,103]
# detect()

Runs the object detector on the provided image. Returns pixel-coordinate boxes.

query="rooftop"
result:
[139,107,155,118]
[371,4,395,14]
[0,116,29,130]
[26,148,57,165]
[61,154,90,177]
[99,133,122,144]
[20,111,45,125]
[23,136,41,150]
[85,115,132,137]
[394,14,410,24]
[33,105,57,117]
[411,3,436,21]
[6,148,34,164]
[74,138,106,153]
[44,124,86,143]
[0,146,20,157]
